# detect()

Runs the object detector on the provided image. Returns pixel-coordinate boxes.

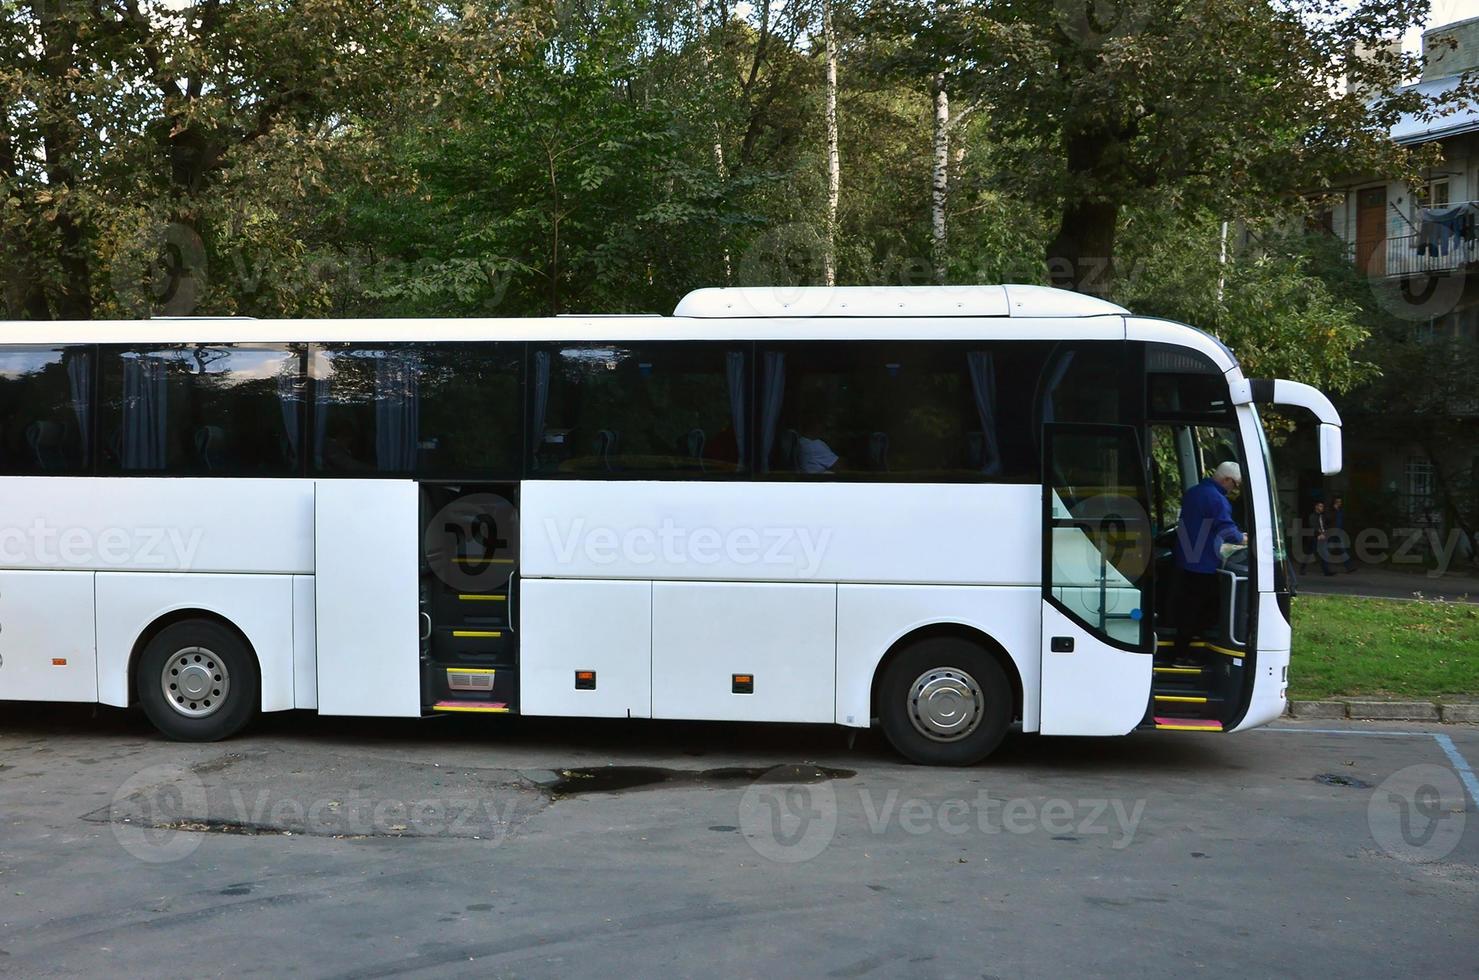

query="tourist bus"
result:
[0,285,1341,765]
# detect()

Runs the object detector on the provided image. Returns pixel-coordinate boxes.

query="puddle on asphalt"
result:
[1312,772,1374,789]
[548,763,855,797]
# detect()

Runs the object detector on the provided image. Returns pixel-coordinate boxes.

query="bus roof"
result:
[2,287,1244,374]
[672,285,1128,319]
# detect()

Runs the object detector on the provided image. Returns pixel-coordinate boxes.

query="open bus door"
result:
[1039,423,1155,735]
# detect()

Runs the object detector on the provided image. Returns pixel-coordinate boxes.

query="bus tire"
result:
[137,619,258,742]
[878,637,1011,766]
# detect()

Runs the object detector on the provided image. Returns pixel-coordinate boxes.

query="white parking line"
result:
[1434,733,1479,808]
[1263,726,1479,807]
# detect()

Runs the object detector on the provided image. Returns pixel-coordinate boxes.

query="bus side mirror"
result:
[1319,423,1342,476]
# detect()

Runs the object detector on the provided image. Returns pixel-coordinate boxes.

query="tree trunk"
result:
[822,0,839,287]
[1045,198,1118,295]
[1045,125,1121,295]
[931,74,949,284]
[695,0,732,282]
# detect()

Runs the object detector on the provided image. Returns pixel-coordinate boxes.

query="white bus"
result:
[0,285,1341,765]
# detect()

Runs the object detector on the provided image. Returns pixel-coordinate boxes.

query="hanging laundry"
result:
[1416,204,1473,256]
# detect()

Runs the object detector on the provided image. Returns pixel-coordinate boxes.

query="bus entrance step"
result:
[1153,666,1205,676]
[432,700,510,714]
[1153,717,1222,731]
[1152,693,1217,705]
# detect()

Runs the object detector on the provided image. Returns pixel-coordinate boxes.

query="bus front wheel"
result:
[878,638,1011,766]
[137,619,258,742]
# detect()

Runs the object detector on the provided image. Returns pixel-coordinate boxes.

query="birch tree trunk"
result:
[823,0,840,287]
[931,74,949,284]
[694,0,731,280]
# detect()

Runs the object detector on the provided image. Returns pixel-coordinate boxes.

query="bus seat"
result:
[26,421,67,470]
[684,428,706,470]
[596,429,619,471]
[776,429,800,472]
[868,431,890,471]
[195,425,227,471]
[965,431,984,469]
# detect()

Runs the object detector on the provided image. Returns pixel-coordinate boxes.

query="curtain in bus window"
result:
[530,349,550,471]
[64,348,90,466]
[374,351,419,472]
[726,350,747,461]
[312,350,330,470]
[758,351,785,473]
[1039,351,1074,426]
[277,363,300,468]
[966,350,1002,477]
[121,353,169,470]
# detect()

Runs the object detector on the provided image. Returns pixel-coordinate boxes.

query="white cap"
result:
[1214,461,1242,483]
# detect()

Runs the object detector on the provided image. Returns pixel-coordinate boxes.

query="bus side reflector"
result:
[575,670,596,690]
[732,674,754,694]
[52,658,67,666]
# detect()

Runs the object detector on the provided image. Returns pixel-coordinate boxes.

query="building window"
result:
[1405,455,1436,524]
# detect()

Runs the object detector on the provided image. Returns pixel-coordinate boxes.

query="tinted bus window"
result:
[311,343,522,477]
[531,344,747,477]
[1037,341,1140,430]
[0,346,92,475]
[99,346,303,475]
[1147,343,1234,419]
[756,342,1046,482]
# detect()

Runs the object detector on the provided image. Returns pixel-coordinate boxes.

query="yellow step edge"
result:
[451,557,515,565]
[1155,694,1209,703]
[458,594,507,601]
[446,668,496,676]
[1154,667,1204,675]
[1155,722,1220,731]
[452,630,503,639]
[432,704,510,714]
[1155,640,1244,658]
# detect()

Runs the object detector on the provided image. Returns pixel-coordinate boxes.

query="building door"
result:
[1355,187,1387,276]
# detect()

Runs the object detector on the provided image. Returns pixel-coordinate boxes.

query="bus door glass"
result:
[1039,423,1155,735]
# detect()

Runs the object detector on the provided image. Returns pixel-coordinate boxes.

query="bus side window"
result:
[0,346,92,475]
[98,345,302,476]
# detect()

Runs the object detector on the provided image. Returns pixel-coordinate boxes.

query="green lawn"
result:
[1290,594,1479,700]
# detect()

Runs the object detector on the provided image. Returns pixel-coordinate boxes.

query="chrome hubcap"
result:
[162,647,230,719]
[907,667,984,742]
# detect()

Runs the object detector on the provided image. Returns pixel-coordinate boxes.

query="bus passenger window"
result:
[0,346,92,475]
[99,345,303,475]
[530,344,747,478]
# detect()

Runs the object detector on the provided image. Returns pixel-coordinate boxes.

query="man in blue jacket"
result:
[1172,461,1248,663]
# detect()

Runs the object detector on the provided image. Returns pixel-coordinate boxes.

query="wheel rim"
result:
[906,667,984,742]
[161,646,230,719]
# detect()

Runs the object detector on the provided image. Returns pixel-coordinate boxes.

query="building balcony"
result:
[1353,203,1479,278]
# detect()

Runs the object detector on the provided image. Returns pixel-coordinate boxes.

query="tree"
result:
[0,0,532,319]
[869,0,1462,293]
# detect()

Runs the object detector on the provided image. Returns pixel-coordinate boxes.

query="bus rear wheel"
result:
[878,638,1011,766]
[137,619,258,742]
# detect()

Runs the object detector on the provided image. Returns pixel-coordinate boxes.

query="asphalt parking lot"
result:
[1,705,1475,978]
